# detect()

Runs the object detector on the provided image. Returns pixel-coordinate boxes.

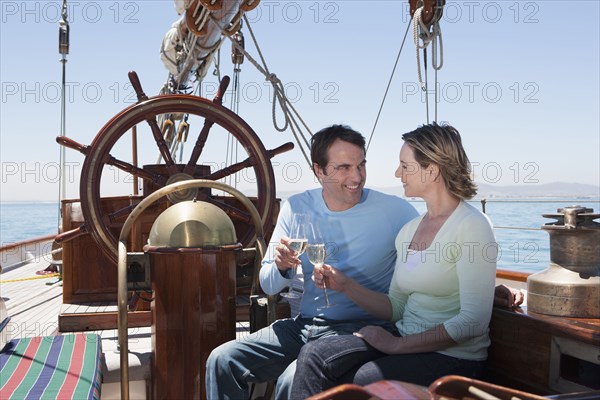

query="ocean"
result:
[0,202,60,244]
[1,199,599,273]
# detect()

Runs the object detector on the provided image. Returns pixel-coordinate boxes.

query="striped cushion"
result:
[0,333,102,400]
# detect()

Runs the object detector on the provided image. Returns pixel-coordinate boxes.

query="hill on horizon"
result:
[375,181,600,199]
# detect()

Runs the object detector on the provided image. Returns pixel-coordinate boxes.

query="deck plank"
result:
[1,257,63,339]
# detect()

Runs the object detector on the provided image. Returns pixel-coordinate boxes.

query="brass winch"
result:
[527,206,600,318]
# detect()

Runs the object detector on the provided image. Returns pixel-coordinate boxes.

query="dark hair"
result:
[402,122,477,200]
[311,125,366,174]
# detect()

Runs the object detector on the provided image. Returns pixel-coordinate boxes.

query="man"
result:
[205,124,419,399]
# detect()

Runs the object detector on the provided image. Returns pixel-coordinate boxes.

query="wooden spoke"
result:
[107,155,169,187]
[128,71,178,174]
[106,204,138,224]
[146,115,179,174]
[207,142,295,181]
[183,117,215,176]
[54,225,88,244]
[183,76,230,176]
[58,135,169,187]
[202,197,252,224]
[56,136,90,155]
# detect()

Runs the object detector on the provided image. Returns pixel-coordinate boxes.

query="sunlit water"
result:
[0,202,59,244]
[1,199,598,273]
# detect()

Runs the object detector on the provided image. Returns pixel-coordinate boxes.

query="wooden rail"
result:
[496,268,531,282]
[0,233,56,252]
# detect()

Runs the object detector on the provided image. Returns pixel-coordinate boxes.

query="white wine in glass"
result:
[288,239,308,256]
[306,222,334,308]
[306,244,325,266]
[281,213,308,299]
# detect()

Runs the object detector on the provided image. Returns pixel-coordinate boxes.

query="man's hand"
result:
[494,284,525,309]
[274,237,301,272]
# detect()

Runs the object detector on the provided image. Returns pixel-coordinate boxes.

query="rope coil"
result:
[413,6,443,90]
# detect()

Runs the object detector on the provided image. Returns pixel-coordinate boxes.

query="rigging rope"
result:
[431,21,443,70]
[434,61,439,122]
[367,2,447,150]
[424,48,430,124]
[226,30,244,189]
[413,6,443,89]
[209,13,313,167]
[412,5,444,123]
[431,19,443,122]
[237,17,290,133]
[366,18,413,152]
[227,72,240,182]
[413,7,428,90]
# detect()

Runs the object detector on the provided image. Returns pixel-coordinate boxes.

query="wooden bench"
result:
[0,333,103,399]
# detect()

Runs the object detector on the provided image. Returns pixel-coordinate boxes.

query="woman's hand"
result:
[354,325,399,354]
[312,263,351,293]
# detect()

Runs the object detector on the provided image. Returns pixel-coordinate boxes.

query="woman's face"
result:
[395,143,428,198]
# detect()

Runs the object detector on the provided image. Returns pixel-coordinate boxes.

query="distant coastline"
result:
[374,181,600,200]
[475,182,600,199]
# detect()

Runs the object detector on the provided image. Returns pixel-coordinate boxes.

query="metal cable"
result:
[366,18,413,152]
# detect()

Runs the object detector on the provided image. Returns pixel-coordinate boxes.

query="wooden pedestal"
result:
[148,245,241,400]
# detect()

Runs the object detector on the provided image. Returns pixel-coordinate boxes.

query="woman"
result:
[290,123,498,398]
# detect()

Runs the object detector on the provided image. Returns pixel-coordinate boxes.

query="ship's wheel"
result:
[59,72,292,265]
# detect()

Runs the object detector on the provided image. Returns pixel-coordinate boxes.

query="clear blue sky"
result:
[1,0,599,202]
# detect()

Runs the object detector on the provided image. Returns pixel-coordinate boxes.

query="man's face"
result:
[314,139,366,211]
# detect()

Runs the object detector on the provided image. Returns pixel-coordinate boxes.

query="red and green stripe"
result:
[0,334,102,400]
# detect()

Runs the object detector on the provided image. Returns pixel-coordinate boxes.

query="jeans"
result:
[290,334,486,399]
[205,316,373,400]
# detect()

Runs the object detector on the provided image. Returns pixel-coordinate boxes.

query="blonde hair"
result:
[402,122,477,200]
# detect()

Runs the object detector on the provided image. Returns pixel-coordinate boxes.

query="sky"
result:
[1,0,599,202]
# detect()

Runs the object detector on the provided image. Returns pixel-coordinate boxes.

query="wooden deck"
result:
[1,256,63,339]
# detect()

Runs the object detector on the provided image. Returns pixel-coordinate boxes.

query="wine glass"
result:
[281,213,308,299]
[306,221,335,308]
